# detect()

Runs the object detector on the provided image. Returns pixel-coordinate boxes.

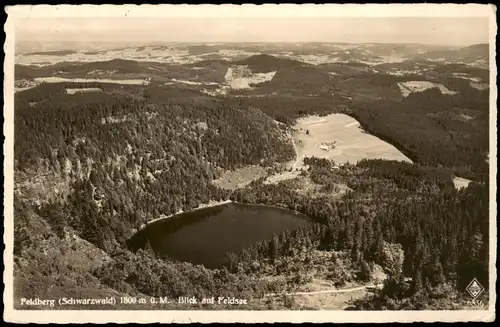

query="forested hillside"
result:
[13,52,490,310]
[228,158,489,309]
[14,84,299,306]
[15,82,294,237]
[351,86,489,180]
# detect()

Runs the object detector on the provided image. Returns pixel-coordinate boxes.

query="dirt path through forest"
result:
[264,283,384,297]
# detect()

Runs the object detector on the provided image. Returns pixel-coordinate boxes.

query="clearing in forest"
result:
[266,113,412,184]
[397,81,457,97]
[453,176,472,190]
[33,76,150,85]
[211,166,268,190]
[66,88,103,94]
[294,114,413,165]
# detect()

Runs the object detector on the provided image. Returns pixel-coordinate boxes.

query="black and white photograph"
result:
[3,4,496,323]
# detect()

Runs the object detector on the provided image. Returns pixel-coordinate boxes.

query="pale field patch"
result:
[452,72,482,83]
[266,114,412,184]
[14,79,38,92]
[201,65,276,95]
[34,76,150,85]
[169,78,219,86]
[66,88,102,94]
[459,114,474,121]
[470,82,489,90]
[224,65,277,89]
[397,81,457,97]
[211,165,268,190]
[453,176,472,190]
[294,114,412,165]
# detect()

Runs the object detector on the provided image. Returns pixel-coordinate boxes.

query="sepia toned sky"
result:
[16,17,489,46]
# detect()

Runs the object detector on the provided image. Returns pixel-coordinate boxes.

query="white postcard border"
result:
[3,4,497,323]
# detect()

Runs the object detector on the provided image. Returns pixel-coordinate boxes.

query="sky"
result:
[16,17,489,46]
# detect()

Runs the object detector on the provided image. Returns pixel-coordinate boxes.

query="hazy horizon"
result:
[16,17,489,47]
[17,40,489,46]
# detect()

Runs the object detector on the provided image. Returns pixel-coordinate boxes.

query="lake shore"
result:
[138,199,311,231]
[139,199,233,230]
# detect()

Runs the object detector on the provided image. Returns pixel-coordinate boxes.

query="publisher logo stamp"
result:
[466,278,484,299]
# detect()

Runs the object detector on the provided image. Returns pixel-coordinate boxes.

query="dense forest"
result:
[16,57,489,182]
[227,158,489,309]
[350,80,489,181]
[15,82,295,243]
[13,58,490,310]
[14,83,298,308]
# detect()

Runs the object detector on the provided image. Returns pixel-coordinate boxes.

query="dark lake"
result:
[127,202,312,268]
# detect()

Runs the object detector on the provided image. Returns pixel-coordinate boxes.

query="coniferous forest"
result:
[13,50,491,311]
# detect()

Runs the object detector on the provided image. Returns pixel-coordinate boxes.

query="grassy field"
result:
[293,114,412,165]
[211,166,268,190]
[265,113,412,184]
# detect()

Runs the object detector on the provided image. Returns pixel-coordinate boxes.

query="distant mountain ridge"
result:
[234,54,306,73]
[418,43,489,63]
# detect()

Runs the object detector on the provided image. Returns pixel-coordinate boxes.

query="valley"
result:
[12,41,491,311]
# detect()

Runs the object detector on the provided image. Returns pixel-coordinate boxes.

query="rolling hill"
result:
[418,43,489,64]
